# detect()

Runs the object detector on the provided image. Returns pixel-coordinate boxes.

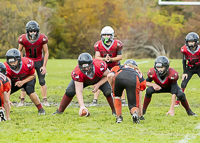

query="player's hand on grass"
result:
[166,109,175,116]
[79,106,88,116]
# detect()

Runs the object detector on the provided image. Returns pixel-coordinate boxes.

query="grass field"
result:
[0,58,200,143]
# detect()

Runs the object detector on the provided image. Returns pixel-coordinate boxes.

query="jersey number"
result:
[29,48,37,58]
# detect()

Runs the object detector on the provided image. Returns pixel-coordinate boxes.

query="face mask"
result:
[104,37,109,44]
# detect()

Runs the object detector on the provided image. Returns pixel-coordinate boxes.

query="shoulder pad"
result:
[147,68,155,78]
[181,45,187,54]
[168,68,179,81]
[116,40,123,50]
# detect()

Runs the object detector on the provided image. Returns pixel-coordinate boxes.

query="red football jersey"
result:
[94,40,123,69]
[181,45,200,67]
[18,34,48,62]
[4,57,35,83]
[147,67,179,88]
[71,59,107,86]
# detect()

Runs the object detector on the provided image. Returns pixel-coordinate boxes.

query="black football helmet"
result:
[123,59,137,66]
[0,62,7,75]
[185,32,199,49]
[78,53,93,75]
[154,56,169,77]
[26,21,40,40]
[5,49,21,70]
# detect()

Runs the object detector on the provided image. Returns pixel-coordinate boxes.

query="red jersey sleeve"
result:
[27,59,35,75]
[168,68,179,83]
[180,45,186,54]
[94,41,100,52]
[71,66,84,82]
[116,40,123,51]
[18,34,24,45]
[147,68,155,79]
[42,34,48,45]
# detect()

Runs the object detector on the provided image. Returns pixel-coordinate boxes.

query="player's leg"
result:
[121,90,127,105]
[0,84,6,121]
[17,88,26,107]
[24,79,45,115]
[176,87,197,116]
[92,89,100,106]
[35,60,50,107]
[139,91,145,120]
[99,81,116,115]
[112,75,124,123]
[53,80,76,114]
[176,70,194,107]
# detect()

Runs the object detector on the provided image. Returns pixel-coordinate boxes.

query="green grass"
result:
[0,58,200,143]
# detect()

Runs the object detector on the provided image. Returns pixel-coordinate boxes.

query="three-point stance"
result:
[53,53,115,116]
[143,56,196,116]
[18,21,50,107]
[4,49,45,115]
[107,59,146,124]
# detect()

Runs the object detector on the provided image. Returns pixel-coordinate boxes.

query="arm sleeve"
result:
[171,81,179,94]
[117,50,122,55]
[182,54,187,73]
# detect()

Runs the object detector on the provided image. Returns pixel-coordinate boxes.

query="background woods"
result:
[0,0,199,59]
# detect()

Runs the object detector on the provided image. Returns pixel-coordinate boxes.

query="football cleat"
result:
[0,109,7,121]
[38,108,46,115]
[43,101,51,107]
[175,100,180,107]
[112,111,116,116]
[116,116,123,123]
[52,109,63,115]
[143,109,146,115]
[132,111,140,124]
[139,116,145,120]
[17,101,25,107]
[187,109,197,116]
[90,99,98,106]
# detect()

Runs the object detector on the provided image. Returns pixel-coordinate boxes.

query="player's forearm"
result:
[43,51,49,67]
[97,76,108,87]
[3,92,10,119]
[170,94,176,111]
[22,74,36,84]
[111,55,122,62]
[76,91,84,106]
[146,82,156,87]
[95,56,105,61]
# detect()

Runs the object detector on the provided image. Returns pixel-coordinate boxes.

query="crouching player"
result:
[107,59,146,124]
[4,49,45,115]
[0,62,11,121]
[143,56,197,116]
[53,53,115,116]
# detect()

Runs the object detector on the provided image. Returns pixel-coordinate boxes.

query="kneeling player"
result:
[53,53,115,116]
[107,59,146,124]
[4,49,45,115]
[143,56,197,116]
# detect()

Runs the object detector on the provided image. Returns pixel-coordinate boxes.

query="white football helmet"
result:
[100,26,114,42]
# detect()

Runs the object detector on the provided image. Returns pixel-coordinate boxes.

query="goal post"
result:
[158,0,200,5]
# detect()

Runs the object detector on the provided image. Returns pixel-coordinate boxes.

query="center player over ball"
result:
[53,53,116,116]
[142,56,197,116]
[4,49,45,115]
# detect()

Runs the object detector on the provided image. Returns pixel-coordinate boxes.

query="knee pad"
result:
[176,92,186,101]
[25,86,35,95]
[181,82,187,89]
[65,88,76,98]
[39,78,46,86]
[103,89,112,97]
[145,88,153,98]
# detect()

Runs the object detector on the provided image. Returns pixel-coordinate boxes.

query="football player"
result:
[175,32,200,107]
[92,26,126,106]
[107,59,146,123]
[17,20,50,107]
[4,49,45,115]
[53,53,116,116]
[142,56,197,116]
[0,62,11,121]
